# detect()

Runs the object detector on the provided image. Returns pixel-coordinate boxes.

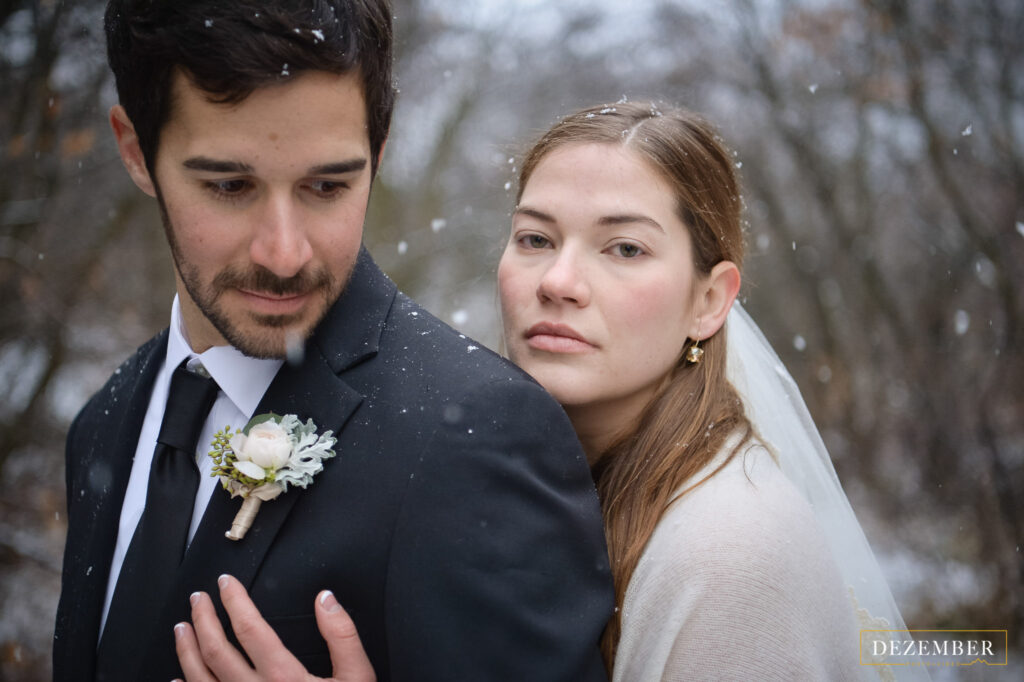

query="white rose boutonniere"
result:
[210,413,337,540]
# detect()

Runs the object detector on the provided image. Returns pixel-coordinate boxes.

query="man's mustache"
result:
[212,265,334,297]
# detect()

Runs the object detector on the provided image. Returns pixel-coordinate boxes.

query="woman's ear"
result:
[110,105,157,197]
[691,260,741,339]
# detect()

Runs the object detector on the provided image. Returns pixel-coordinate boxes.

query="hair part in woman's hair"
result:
[518,101,752,671]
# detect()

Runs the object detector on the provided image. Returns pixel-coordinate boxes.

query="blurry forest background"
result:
[1,0,1021,679]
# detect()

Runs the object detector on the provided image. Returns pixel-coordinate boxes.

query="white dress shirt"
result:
[99,295,283,634]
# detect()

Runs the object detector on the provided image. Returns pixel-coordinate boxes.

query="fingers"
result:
[179,576,372,682]
[315,591,376,682]
[187,587,255,679]
[215,574,304,678]
[174,621,215,682]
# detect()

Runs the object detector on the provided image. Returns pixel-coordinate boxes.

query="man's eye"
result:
[309,180,347,196]
[205,179,250,197]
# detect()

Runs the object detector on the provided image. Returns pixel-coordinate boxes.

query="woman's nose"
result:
[537,251,590,306]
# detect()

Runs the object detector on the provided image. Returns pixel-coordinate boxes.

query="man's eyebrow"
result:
[183,157,254,173]
[597,214,664,232]
[309,159,367,175]
[181,157,369,175]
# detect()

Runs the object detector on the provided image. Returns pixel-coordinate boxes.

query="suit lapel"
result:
[146,248,395,674]
[56,332,167,680]
[177,343,364,588]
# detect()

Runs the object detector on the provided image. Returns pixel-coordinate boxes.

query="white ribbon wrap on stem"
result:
[226,496,262,541]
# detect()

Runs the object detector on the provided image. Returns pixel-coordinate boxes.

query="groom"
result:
[53,1,612,680]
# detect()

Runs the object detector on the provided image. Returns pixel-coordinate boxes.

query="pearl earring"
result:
[685,339,704,364]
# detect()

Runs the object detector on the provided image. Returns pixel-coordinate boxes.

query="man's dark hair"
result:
[105,0,394,176]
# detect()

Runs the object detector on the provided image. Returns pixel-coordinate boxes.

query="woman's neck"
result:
[563,410,612,464]
[564,389,655,466]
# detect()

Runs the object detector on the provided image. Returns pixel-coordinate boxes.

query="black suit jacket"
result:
[53,248,613,681]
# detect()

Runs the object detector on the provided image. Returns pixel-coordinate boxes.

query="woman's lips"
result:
[525,322,596,353]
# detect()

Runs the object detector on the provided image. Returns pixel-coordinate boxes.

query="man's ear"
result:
[691,260,741,339]
[110,105,157,197]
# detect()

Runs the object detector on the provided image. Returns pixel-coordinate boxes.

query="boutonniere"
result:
[210,413,337,540]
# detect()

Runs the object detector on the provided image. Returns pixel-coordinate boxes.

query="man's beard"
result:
[157,196,340,359]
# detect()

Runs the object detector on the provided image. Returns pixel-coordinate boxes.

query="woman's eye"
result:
[519,234,551,249]
[614,243,644,258]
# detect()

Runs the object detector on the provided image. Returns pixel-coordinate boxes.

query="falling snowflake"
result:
[954,310,970,335]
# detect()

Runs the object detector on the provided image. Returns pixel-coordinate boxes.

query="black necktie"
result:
[95,360,219,680]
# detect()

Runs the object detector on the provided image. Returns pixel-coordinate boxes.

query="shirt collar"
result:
[167,295,283,419]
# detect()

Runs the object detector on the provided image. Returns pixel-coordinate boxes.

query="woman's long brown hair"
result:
[517,102,753,671]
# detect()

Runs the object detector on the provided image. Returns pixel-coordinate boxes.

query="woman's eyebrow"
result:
[514,206,556,223]
[597,214,664,232]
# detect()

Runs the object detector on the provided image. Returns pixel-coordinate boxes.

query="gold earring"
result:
[685,338,704,364]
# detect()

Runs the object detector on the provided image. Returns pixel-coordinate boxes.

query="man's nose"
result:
[249,195,313,278]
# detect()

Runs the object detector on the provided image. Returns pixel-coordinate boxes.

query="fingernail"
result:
[189,592,201,606]
[174,623,186,639]
[319,590,342,613]
[217,574,229,589]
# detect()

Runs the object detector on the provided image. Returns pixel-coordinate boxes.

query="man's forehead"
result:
[166,67,367,117]
[158,68,372,165]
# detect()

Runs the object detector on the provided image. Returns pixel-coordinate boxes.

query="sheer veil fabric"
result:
[726,303,929,680]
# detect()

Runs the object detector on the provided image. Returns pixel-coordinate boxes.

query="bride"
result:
[176,102,926,681]
[497,101,924,680]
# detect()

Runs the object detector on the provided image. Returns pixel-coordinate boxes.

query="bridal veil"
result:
[726,303,930,680]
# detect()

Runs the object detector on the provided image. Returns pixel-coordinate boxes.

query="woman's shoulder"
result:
[613,436,865,681]
[644,439,828,570]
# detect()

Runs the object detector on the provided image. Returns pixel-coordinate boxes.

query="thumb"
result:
[316,590,376,682]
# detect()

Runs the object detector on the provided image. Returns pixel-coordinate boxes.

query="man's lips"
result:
[524,322,597,353]
[235,288,313,315]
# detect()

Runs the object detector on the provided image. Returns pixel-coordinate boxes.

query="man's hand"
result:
[174,574,375,682]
